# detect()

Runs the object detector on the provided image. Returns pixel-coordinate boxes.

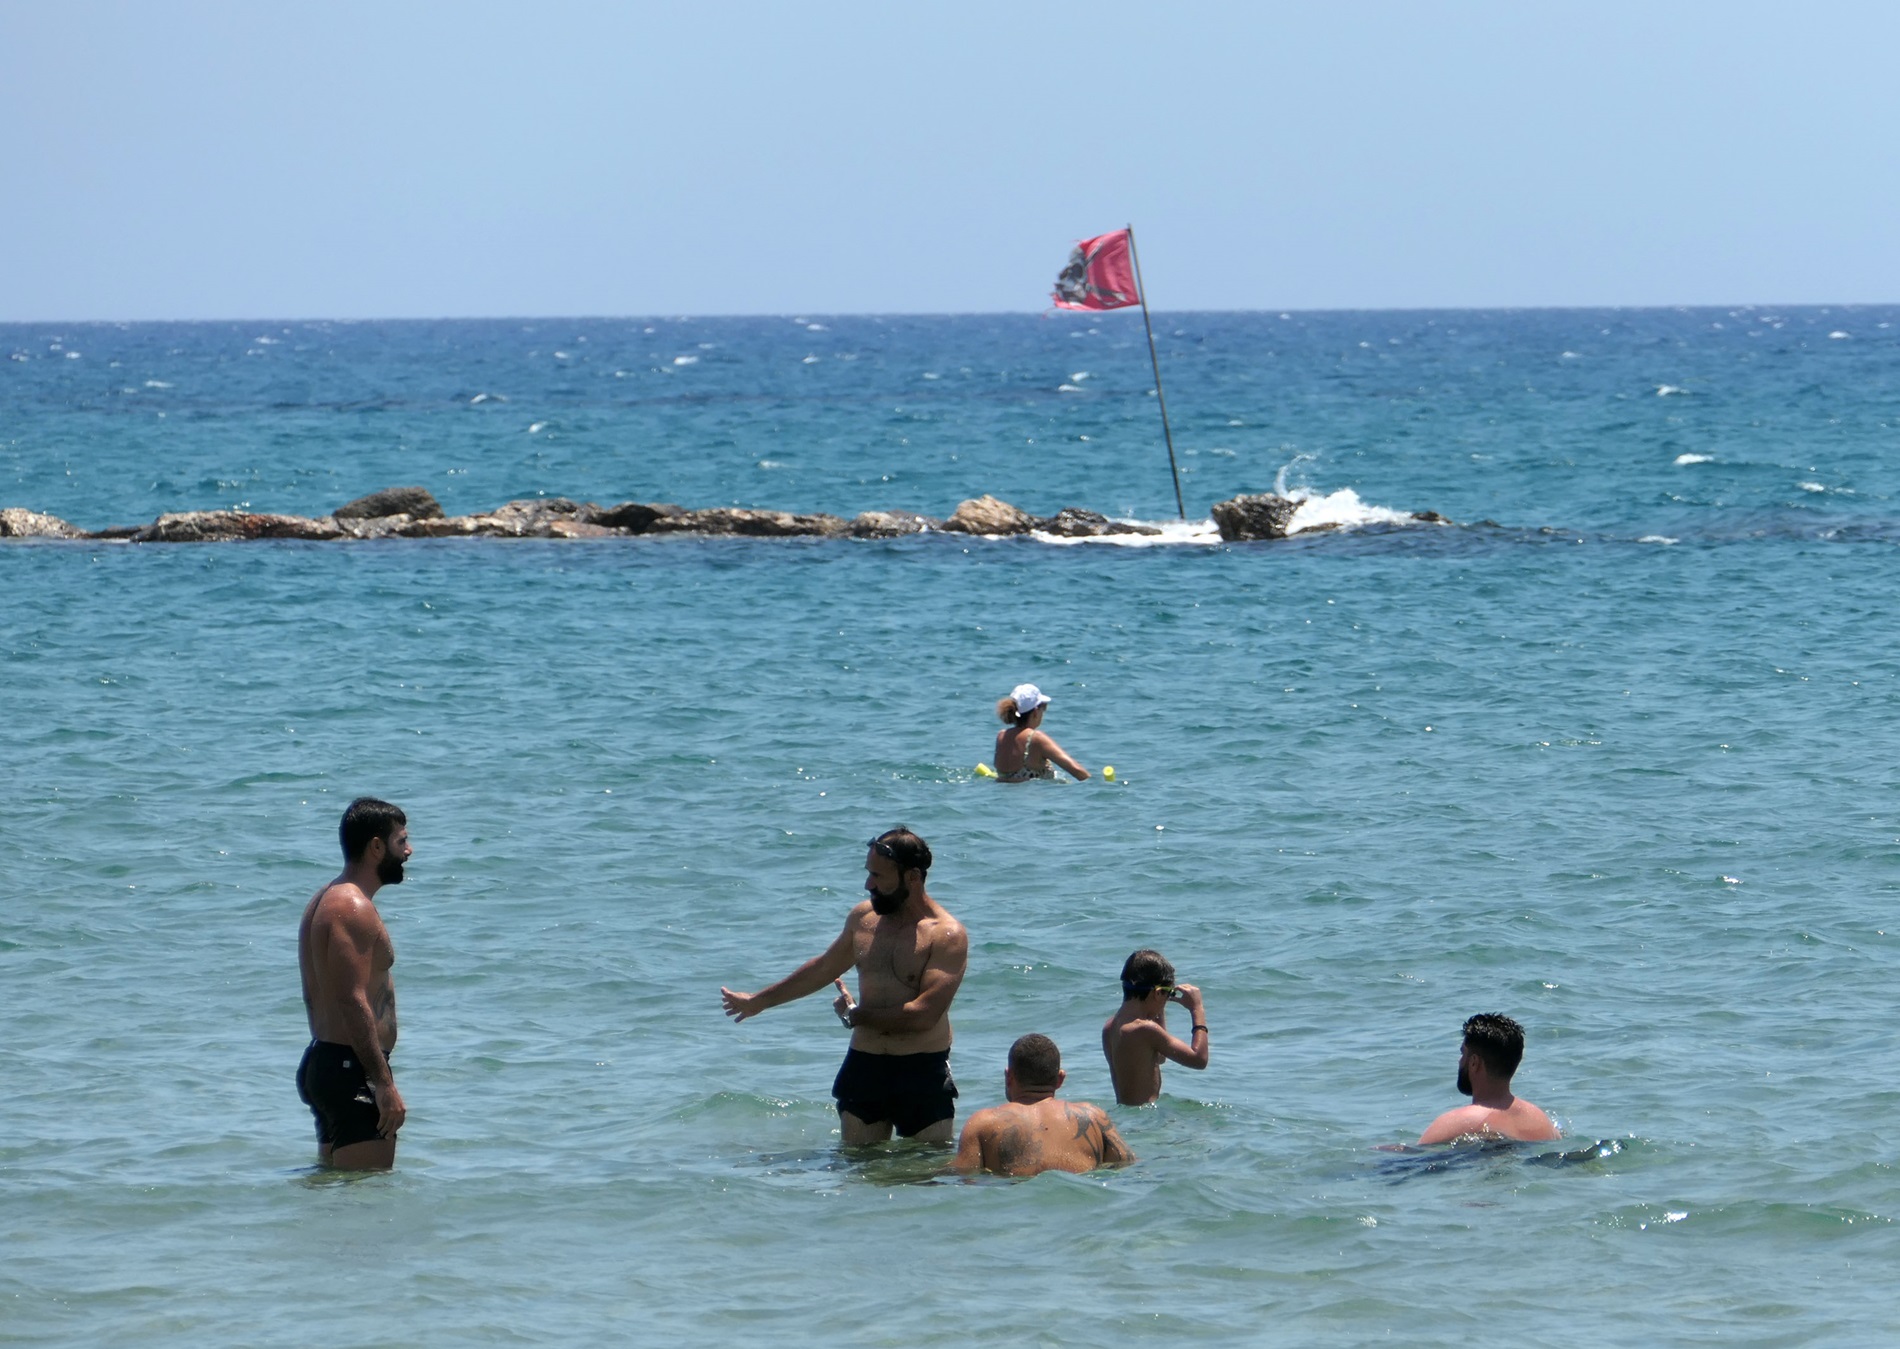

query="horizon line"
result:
[4,299,1896,328]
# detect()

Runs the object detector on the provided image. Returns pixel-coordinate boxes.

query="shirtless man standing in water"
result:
[953,1034,1133,1177]
[721,827,969,1144]
[297,798,410,1169]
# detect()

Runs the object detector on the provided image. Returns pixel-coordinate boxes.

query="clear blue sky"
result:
[5,1,1897,320]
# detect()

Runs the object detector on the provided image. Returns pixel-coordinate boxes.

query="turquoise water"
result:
[5,310,1900,1344]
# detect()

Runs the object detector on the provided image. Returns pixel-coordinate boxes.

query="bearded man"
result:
[296,797,412,1169]
[721,827,969,1144]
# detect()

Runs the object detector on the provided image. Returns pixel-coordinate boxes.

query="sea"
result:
[4,308,1898,1346]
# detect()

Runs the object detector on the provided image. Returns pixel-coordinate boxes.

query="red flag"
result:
[1051,229,1140,311]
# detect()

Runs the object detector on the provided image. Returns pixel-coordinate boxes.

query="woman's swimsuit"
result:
[996,728,1056,783]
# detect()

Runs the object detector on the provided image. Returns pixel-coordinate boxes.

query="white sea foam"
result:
[757,459,784,469]
[1057,384,1086,393]
[1285,487,1415,534]
[806,323,827,332]
[469,392,506,404]
[1070,372,1090,382]
[673,355,698,366]
[802,355,821,364]
[1829,331,1850,339]
[528,422,548,434]
[1656,384,1688,396]
[1798,481,1827,493]
[145,380,173,389]
[1638,535,1679,545]
[1674,453,1713,465]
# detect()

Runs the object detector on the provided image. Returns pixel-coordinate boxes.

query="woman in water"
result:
[993,683,1090,783]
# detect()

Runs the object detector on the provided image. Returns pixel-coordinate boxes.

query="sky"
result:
[4,1,1899,321]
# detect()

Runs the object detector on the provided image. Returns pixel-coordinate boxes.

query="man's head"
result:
[340,797,410,885]
[1457,1013,1526,1094]
[1120,949,1176,1004]
[1005,1032,1065,1100]
[864,826,931,917]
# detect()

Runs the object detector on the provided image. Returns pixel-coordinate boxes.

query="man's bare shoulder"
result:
[919,902,966,939]
[1421,1101,1560,1144]
[312,883,383,936]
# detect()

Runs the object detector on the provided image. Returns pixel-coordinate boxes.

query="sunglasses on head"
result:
[867,837,898,860]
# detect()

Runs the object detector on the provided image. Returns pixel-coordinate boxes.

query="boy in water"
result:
[1101,949,1210,1105]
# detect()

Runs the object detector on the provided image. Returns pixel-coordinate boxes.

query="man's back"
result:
[1419,1097,1559,1145]
[954,1097,1132,1177]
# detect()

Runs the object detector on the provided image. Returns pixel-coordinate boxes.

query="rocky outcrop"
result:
[649,507,851,537]
[1210,494,1301,542]
[4,485,1450,545]
[0,507,85,539]
[334,486,444,520]
[850,510,938,538]
[588,501,686,533]
[132,511,346,543]
[943,495,1036,535]
[1035,507,1161,538]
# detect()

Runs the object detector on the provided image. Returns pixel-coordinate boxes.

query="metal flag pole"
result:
[1125,223,1185,520]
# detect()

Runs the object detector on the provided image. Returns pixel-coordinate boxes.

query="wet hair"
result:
[340,797,407,861]
[1462,1013,1526,1079]
[996,696,1025,726]
[1008,1033,1062,1087]
[1120,949,1175,1000]
[871,826,932,878]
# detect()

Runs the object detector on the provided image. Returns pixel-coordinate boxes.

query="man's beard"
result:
[1456,1063,1471,1097]
[378,854,405,885]
[868,877,907,916]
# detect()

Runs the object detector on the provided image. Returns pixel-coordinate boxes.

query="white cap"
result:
[1011,683,1051,716]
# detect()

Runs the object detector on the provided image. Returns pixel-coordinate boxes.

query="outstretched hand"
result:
[721,986,761,1022]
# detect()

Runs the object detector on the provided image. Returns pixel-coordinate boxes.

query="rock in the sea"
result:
[586,501,683,533]
[850,510,937,538]
[650,507,850,537]
[944,495,1035,535]
[132,511,346,543]
[1210,494,1301,542]
[459,498,589,537]
[1035,507,1161,538]
[334,486,444,520]
[0,507,85,539]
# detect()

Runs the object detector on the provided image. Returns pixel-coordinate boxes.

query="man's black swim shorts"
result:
[832,1047,957,1136]
[296,1039,385,1150]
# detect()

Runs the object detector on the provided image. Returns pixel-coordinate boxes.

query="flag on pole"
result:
[1051,229,1140,311]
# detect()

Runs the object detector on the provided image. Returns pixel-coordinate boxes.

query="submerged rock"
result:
[1210,494,1300,542]
[132,511,345,543]
[943,495,1035,535]
[334,486,444,520]
[0,507,85,539]
[1035,507,1161,538]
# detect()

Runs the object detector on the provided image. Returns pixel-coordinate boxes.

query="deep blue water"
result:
[4,308,1899,1346]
